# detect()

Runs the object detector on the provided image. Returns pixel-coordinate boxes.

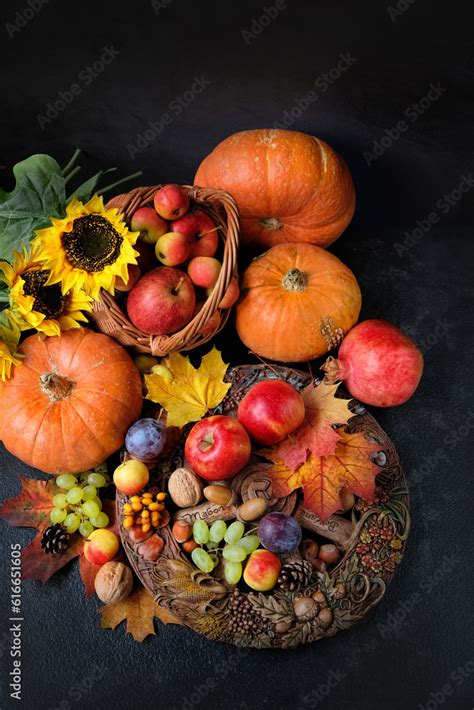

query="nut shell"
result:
[237,497,268,522]
[203,484,232,506]
[94,562,133,604]
[168,467,203,508]
[293,595,318,621]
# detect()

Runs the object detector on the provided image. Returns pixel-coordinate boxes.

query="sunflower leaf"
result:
[0,154,66,262]
[67,168,117,204]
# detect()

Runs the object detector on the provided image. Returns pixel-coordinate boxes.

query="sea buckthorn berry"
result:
[132,502,143,512]
[130,496,141,504]
[142,523,151,533]
[151,512,160,524]
[123,503,133,515]
[123,516,134,529]
[148,502,160,511]
[156,503,165,511]
[142,510,150,519]
[157,492,167,501]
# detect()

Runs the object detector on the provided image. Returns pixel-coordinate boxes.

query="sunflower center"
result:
[62,214,123,272]
[23,270,65,319]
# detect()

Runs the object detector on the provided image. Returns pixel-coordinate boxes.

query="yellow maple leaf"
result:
[144,347,231,428]
[99,585,182,642]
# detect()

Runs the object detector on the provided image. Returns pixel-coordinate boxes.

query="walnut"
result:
[168,467,203,508]
[94,562,133,603]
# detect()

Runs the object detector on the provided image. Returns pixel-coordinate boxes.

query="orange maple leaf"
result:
[260,382,353,469]
[99,585,182,642]
[265,430,382,522]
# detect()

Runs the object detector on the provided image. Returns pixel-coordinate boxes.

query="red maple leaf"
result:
[266,430,382,521]
[260,382,353,469]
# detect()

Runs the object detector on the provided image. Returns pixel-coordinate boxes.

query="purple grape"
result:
[125,418,166,461]
[258,512,302,554]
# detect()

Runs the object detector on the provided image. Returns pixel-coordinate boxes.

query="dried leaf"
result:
[79,553,100,597]
[260,382,352,469]
[266,430,382,522]
[0,476,84,582]
[144,347,231,428]
[99,585,182,642]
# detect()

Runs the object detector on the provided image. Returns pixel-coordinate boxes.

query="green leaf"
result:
[0,154,66,262]
[67,167,116,203]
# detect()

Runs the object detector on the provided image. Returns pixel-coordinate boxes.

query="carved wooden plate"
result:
[117,365,410,649]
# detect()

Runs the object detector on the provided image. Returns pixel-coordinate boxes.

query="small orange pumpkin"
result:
[194,129,355,251]
[235,243,362,362]
[0,328,142,474]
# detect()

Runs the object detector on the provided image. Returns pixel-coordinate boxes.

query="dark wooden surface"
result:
[0,1,473,708]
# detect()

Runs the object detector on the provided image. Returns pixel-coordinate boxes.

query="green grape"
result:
[56,474,77,490]
[80,471,91,482]
[82,500,100,518]
[79,521,94,538]
[50,508,67,524]
[206,540,219,550]
[90,512,109,528]
[66,487,83,505]
[222,544,247,563]
[193,520,209,544]
[52,493,68,509]
[82,485,97,501]
[92,496,102,511]
[64,513,80,533]
[209,520,227,543]
[87,473,106,488]
[191,548,214,573]
[224,560,242,585]
[224,521,245,545]
[239,535,260,554]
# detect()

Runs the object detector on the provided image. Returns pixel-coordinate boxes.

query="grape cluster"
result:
[50,472,110,536]
[190,519,260,583]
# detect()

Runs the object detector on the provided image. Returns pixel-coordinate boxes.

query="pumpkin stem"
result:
[40,371,76,403]
[282,268,308,292]
[259,217,283,230]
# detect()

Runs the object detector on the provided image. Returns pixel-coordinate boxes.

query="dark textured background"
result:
[1,1,473,708]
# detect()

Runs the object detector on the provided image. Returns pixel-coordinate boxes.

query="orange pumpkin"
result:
[194,129,355,251]
[0,329,142,474]
[235,243,362,362]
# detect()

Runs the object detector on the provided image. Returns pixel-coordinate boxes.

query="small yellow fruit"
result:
[150,364,174,381]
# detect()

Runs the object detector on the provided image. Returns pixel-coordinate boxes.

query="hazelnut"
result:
[94,562,133,604]
[318,544,341,565]
[317,607,333,630]
[293,595,318,622]
[168,467,203,508]
[300,539,319,560]
[311,558,327,573]
[312,590,328,607]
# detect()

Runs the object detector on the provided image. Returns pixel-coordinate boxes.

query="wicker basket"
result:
[90,185,240,356]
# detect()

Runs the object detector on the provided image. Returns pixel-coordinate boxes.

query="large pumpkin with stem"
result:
[194,128,355,251]
[235,244,362,362]
[0,328,142,474]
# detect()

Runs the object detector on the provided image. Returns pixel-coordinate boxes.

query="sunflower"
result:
[32,194,139,300]
[0,310,23,381]
[0,246,93,337]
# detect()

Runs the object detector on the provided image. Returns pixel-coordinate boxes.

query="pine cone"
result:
[278,560,313,591]
[41,524,70,555]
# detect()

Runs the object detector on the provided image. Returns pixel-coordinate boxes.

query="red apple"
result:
[84,529,119,566]
[115,264,141,292]
[192,302,221,336]
[155,232,190,266]
[185,415,251,481]
[243,549,281,591]
[207,277,240,309]
[237,379,305,445]
[154,184,189,220]
[130,207,168,243]
[113,459,150,495]
[171,209,218,258]
[188,256,221,288]
[127,267,195,335]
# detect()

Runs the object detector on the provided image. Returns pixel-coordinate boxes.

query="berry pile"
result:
[50,471,110,537]
[122,491,167,534]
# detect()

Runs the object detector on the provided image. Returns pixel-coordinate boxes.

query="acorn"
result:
[293,595,318,622]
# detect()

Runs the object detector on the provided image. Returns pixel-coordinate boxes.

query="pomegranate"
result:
[321,319,423,407]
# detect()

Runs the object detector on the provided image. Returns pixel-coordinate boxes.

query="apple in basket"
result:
[127,267,196,335]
